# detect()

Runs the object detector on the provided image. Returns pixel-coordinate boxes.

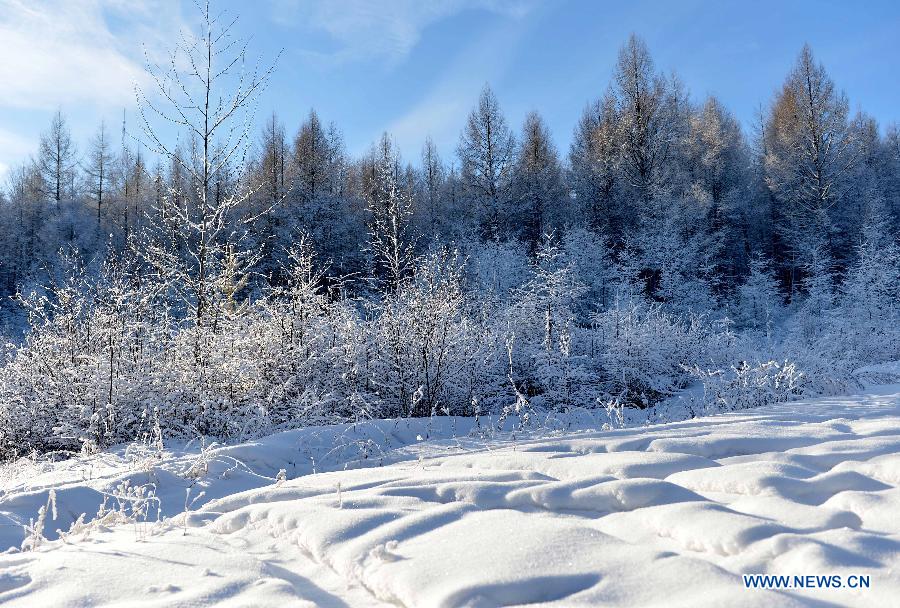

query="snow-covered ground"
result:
[2,384,900,606]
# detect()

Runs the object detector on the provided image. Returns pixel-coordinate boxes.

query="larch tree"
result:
[878,124,900,230]
[292,111,356,270]
[686,96,750,284]
[762,44,857,292]
[294,109,329,204]
[457,84,516,240]
[85,121,115,229]
[261,112,288,209]
[838,201,900,360]
[569,93,621,235]
[365,133,415,292]
[510,111,566,256]
[253,112,289,283]
[38,110,78,205]
[737,253,782,334]
[419,136,446,237]
[613,34,669,209]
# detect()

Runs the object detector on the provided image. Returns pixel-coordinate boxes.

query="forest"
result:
[0,8,898,461]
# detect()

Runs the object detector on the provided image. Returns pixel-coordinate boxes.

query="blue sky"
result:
[1,0,899,181]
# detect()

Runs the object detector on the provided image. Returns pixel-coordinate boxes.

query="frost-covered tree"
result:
[837,203,900,361]
[458,84,516,239]
[249,112,290,284]
[365,134,415,292]
[371,250,470,417]
[418,136,446,238]
[293,109,329,203]
[289,111,361,275]
[878,124,900,230]
[762,45,857,289]
[510,112,567,255]
[38,110,78,204]
[686,97,751,286]
[562,228,617,316]
[790,247,836,345]
[507,236,587,409]
[0,163,48,298]
[2,25,900,457]
[613,35,669,207]
[569,93,621,234]
[737,254,781,334]
[84,121,115,229]
[116,142,150,243]
[135,0,278,330]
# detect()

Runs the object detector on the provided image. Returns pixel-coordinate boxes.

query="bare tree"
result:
[135,0,280,331]
[85,121,114,228]
[420,136,445,235]
[38,110,78,204]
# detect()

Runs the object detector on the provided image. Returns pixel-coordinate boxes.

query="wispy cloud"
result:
[384,10,528,161]
[270,0,536,67]
[0,0,185,111]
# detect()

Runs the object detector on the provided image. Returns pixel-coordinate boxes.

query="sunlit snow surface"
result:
[2,386,899,606]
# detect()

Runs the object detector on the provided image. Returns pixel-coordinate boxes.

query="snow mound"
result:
[1,387,899,606]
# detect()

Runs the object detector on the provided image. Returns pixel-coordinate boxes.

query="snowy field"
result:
[1,384,899,607]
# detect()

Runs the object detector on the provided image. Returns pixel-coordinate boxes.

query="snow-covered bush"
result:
[1,226,898,460]
[369,249,477,417]
[505,237,587,409]
[592,295,735,407]
[695,360,804,413]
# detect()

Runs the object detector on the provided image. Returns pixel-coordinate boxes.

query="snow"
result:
[2,385,900,606]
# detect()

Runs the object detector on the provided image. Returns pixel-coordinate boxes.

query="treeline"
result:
[0,20,898,458]
[2,37,898,313]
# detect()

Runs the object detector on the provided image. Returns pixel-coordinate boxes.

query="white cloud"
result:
[0,127,34,183]
[271,0,536,66]
[384,13,527,161]
[0,0,185,111]
[387,98,468,159]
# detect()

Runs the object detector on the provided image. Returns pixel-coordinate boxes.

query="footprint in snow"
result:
[369,540,404,563]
